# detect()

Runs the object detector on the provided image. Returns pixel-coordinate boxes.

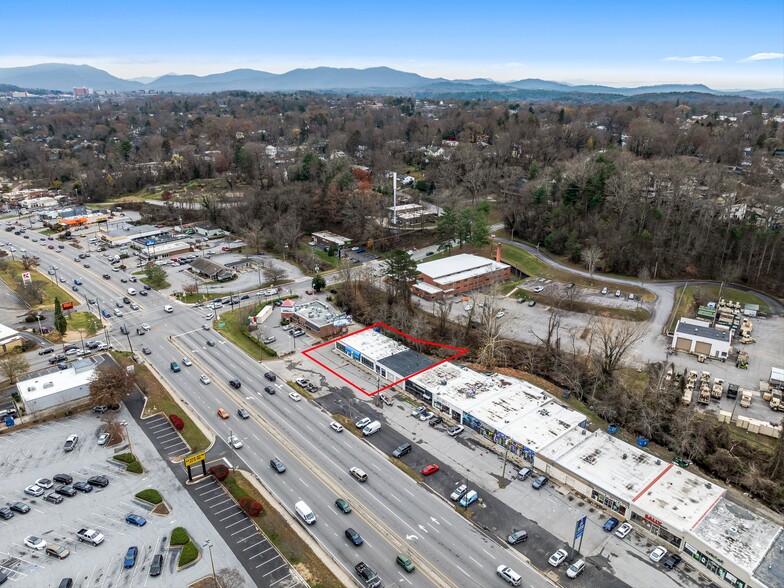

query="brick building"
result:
[412,253,511,300]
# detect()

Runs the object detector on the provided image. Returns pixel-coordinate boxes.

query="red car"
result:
[48,244,55,249]
[421,464,439,476]
[305,290,313,295]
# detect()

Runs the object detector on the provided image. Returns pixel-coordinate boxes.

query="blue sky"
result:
[2,0,782,88]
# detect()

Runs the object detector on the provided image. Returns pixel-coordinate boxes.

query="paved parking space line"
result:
[236,533,260,544]
[214,504,239,515]
[230,523,257,536]
[256,556,284,569]
[154,430,179,440]
[264,563,292,577]
[197,486,220,496]
[219,511,245,522]
[225,517,249,529]
[248,548,273,560]
[242,539,266,551]
[205,495,230,504]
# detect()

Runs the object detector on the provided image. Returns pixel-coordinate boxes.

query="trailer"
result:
[770,367,784,389]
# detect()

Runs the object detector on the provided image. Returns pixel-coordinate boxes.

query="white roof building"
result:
[17,360,97,413]
[417,254,509,287]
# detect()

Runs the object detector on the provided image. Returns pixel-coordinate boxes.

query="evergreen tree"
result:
[53,297,67,337]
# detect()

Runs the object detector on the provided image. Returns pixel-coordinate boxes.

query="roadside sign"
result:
[184,451,206,467]
[575,515,587,540]
[21,272,31,284]
[62,301,74,310]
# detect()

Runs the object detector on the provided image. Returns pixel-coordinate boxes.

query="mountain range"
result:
[0,63,781,101]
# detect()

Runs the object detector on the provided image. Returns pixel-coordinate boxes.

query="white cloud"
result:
[740,52,784,62]
[663,56,723,63]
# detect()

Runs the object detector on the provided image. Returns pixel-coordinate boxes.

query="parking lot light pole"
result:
[203,539,219,587]
[121,421,133,457]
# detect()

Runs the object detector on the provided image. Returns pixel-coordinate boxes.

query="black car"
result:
[87,475,109,488]
[44,493,64,504]
[143,284,151,290]
[142,347,152,355]
[56,362,68,370]
[149,553,164,576]
[102,274,110,279]
[123,296,131,304]
[0,507,13,520]
[55,485,77,497]
[429,416,443,427]
[664,554,682,569]
[264,386,276,395]
[264,372,276,381]
[38,347,55,355]
[229,379,241,389]
[53,473,73,484]
[10,502,30,514]
[49,354,67,364]
[345,527,363,546]
[73,481,93,493]
[237,408,250,419]
[140,290,148,296]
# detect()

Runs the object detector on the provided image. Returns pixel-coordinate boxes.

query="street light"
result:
[121,420,133,457]
[203,539,219,587]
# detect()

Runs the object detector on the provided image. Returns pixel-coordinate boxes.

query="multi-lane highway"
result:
[2,224,554,588]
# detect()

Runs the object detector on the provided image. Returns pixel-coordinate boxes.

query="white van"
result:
[362,421,381,436]
[459,489,478,507]
[294,500,316,525]
[164,305,173,313]
[127,288,137,296]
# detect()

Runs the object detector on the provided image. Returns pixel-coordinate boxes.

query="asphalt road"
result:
[3,230,554,588]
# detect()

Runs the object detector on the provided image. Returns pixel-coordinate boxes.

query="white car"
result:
[532,286,544,293]
[615,522,633,538]
[204,312,215,320]
[24,484,44,497]
[36,478,53,489]
[548,548,568,567]
[24,536,47,551]
[97,433,110,446]
[289,392,302,402]
[447,425,464,437]
[496,565,522,586]
[464,304,473,311]
[182,357,192,366]
[355,417,372,429]
[450,484,467,501]
[496,311,505,319]
[199,374,211,385]
[329,421,344,433]
[141,323,150,331]
[419,411,434,421]
[202,324,210,330]
[228,434,243,449]
[649,546,667,562]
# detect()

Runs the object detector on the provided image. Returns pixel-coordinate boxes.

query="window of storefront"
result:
[630,512,682,549]
[683,543,745,588]
[590,490,627,517]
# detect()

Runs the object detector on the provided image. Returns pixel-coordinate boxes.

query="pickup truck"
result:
[76,528,104,545]
[355,562,381,587]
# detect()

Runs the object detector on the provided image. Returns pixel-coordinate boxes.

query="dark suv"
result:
[392,443,412,458]
[229,379,241,389]
[264,372,276,381]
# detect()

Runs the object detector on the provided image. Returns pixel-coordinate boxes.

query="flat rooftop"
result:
[501,400,586,452]
[17,364,96,401]
[377,349,434,379]
[633,465,726,534]
[312,231,352,245]
[338,329,410,361]
[103,224,161,239]
[675,318,732,343]
[292,300,347,328]
[692,497,782,577]
[418,253,508,282]
[539,429,669,502]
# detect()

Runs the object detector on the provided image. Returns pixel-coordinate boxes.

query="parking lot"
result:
[0,409,252,587]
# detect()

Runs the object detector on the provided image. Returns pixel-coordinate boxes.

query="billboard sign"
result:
[62,301,74,310]
[146,239,156,246]
[575,515,587,540]
[184,451,206,467]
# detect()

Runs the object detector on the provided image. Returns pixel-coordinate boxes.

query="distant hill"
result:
[0,62,780,101]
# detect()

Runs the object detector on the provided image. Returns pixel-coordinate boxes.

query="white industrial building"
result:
[334,329,434,384]
[673,317,733,359]
[17,359,96,414]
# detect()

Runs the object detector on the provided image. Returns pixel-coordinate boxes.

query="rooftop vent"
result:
[622,453,628,460]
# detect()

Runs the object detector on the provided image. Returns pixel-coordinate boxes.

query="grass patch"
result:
[135,488,163,504]
[114,452,136,464]
[220,472,342,586]
[179,292,223,304]
[170,527,190,546]
[667,285,771,334]
[65,311,101,336]
[389,456,423,481]
[0,261,77,310]
[222,474,250,502]
[500,244,652,301]
[140,276,171,290]
[178,541,199,567]
[213,306,278,360]
[117,357,210,452]
[127,460,143,474]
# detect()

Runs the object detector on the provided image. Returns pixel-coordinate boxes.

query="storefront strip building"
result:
[337,329,783,588]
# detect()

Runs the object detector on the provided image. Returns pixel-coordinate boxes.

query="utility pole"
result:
[203,539,219,587]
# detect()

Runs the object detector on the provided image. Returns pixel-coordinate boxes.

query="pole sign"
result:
[574,515,587,540]
[62,301,74,310]
[184,451,206,467]
[21,272,31,284]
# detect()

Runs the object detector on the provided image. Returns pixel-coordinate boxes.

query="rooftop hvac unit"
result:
[43,382,54,388]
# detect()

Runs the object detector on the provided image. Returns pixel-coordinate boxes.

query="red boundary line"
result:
[301,322,468,397]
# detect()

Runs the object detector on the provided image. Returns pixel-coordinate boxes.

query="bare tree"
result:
[23,281,46,304]
[262,264,288,285]
[89,365,136,406]
[581,244,603,283]
[216,567,246,588]
[0,354,30,384]
[592,320,645,384]
[431,298,453,337]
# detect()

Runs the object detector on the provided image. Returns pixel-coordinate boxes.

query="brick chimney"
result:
[495,242,501,262]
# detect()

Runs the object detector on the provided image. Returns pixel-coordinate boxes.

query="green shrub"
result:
[170,527,189,546]
[126,460,143,474]
[135,489,162,504]
[178,541,199,566]
[114,452,136,464]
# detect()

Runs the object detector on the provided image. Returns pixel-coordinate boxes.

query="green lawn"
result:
[0,262,77,310]
[178,292,223,304]
[667,285,771,333]
[140,277,171,290]
[305,246,339,270]
[213,305,277,360]
[65,311,101,336]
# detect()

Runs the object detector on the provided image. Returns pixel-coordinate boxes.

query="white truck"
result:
[76,528,104,545]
